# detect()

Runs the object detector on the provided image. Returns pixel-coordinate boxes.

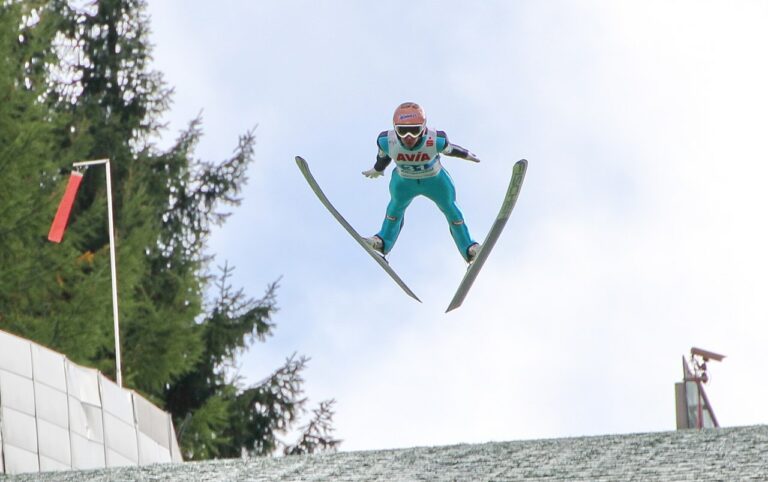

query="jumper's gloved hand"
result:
[464,152,481,163]
[362,168,383,179]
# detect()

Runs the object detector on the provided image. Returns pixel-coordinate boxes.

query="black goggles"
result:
[395,124,425,138]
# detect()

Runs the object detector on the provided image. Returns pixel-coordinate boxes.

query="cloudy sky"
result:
[144,1,768,451]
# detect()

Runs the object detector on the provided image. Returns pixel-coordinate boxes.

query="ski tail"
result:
[445,159,527,312]
[295,156,421,302]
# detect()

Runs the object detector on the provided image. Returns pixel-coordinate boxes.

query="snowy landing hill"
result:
[3,425,767,481]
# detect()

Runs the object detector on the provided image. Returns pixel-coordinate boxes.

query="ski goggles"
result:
[395,124,425,138]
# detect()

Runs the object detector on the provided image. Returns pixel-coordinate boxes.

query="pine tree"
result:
[283,400,342,456]
[0,0,113,362]
[0,0,340,459]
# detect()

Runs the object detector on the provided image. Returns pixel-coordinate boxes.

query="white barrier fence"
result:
[0,329,182,474]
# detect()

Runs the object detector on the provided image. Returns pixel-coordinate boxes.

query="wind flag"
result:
[48,171,84,243]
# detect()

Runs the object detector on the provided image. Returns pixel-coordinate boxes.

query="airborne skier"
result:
[295,102,527,309]
[361,102,482,263]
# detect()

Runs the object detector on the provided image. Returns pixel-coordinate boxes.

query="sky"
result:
[143,1,768,452]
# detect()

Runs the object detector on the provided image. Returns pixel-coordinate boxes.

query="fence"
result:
[0,329,182,474]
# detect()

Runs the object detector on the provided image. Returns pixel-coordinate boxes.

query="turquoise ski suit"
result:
[371,128,477,261]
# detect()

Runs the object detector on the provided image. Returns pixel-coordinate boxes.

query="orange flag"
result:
[48,171,84,243]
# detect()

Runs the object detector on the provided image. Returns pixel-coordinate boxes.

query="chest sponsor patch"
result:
[396,152,431,162]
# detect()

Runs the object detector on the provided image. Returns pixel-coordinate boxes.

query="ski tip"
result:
[295,155,305,164]
[404,287,421,303]
[445,301,461,313]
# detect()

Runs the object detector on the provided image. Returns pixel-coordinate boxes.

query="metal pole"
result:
[72,159,110,168]
[72,159,122,387]
[697,382,703,429]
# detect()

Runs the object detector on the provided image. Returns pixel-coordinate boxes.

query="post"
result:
[72,159,122,387]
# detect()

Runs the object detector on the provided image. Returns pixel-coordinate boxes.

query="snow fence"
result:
[0,329,182,475]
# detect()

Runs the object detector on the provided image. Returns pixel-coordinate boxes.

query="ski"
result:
[295,156,421,302]
[446,159,528,312]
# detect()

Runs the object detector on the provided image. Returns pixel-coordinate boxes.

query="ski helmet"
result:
[392,102,426,140]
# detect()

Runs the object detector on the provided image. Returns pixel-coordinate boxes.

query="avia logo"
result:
[397,153,431,162]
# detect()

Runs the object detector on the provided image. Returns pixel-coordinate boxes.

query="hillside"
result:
[4,425,767,481]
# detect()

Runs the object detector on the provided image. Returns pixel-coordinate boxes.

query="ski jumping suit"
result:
[373,128,477,261]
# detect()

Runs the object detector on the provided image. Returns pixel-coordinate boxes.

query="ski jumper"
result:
[373,129,477,261]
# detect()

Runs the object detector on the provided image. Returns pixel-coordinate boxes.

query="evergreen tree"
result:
[0,0,113,362]
[0,0,340,459]
[283,400,342,456]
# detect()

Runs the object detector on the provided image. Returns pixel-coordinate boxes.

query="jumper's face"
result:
[395,124,424,149]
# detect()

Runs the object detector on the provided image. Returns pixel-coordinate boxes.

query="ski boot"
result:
[364,235,384,256]
[467,243,481,263]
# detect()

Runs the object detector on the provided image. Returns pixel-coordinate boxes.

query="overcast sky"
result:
[144,1,768,451]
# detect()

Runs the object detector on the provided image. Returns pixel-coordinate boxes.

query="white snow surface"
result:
[4,425,767,481]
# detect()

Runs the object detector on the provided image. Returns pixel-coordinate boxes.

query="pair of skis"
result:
[295,156,527,312]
